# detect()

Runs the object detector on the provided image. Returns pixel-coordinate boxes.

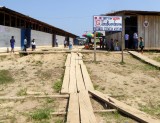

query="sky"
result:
[1,0,160,37]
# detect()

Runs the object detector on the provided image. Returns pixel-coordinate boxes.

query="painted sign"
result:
[143,20,149,28]
[93,16,122,32]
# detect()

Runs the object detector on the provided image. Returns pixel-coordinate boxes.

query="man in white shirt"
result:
[133,32,138,50]
[125,33,129,49]
[23,37,27,51]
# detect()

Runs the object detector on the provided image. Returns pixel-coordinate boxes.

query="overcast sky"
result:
[1,0,160,37]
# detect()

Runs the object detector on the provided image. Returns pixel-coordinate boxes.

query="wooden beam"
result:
[89,90,160,123]
[67,93,80,123]
[75,58,85,92]
[94,109,117,113]
[80,64,94,91]
[69,53,77,93]
[79,91,97,123]
[50,109,117,115]
[0,95,69,100]
[61,66,70,94]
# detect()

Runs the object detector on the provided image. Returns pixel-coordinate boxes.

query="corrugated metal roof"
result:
[0,6,77,38]
[104,10,160,16]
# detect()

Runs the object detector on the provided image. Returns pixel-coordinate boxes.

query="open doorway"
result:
[125,16,138,49]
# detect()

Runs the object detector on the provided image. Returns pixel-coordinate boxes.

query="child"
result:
[139,37,144,54]
[31,39,36,51]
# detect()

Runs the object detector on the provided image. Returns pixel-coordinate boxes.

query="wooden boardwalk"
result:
[61,52,160,123]
[128,51,160,69]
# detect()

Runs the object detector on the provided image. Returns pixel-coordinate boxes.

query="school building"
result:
[104,10,160,50]
[0,6,77,49]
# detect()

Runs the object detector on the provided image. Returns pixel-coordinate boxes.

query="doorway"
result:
[125,16,138,49]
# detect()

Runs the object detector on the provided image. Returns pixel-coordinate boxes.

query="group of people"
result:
[10,36,36,53]
[125,32,144,53]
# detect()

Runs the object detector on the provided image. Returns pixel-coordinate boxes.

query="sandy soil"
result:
[83,52,160,122]
[0,53,67,123]
[0,51,160,123]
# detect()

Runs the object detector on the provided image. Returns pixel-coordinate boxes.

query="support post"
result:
[121,14,125,63]
[94,31,96,62]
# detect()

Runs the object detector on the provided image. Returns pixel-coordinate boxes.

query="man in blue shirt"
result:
[10,36,15,53]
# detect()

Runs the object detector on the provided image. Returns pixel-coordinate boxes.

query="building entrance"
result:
[125,16,138,49]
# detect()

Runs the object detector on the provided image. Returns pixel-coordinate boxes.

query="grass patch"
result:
[0,70,14,84]
[36,61,43,65]
[93,84,99,90]
[55,119,63,123]
[30,108,52,120]
[120,61,126,65]
[52,80,62,93]
[143,64,157,71]
[46,98,55,104]
[139,104,160,117]
[153,56,160,62]
[100,111,134,122]
[17,88,27,96]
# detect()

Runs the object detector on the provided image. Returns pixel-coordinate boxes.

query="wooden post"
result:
[94,31,96,62]
[121,14,125,63]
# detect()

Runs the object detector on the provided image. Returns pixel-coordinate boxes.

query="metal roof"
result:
[104,10,160,16]
[0,6,77,38]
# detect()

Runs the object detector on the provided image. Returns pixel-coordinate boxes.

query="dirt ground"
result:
[0,51,160,123]
[0,53,67,123]
[83,52,160,122]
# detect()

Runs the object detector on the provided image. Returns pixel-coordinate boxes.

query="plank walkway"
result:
[128,51,160,69]
[89,90,160,123]
[62,52,160,123]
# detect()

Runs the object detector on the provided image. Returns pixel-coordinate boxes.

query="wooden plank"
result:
[81,64,94,90]
[61,66,70,94]
[128,51,160,68]
[89,90,160,123]
[0,95,69,100]
[69,53,77,93]
[65,54,71,67]
[94,109,117,113]
[67,93,80,123]
[76,64,85,92]
[79,91,97,123]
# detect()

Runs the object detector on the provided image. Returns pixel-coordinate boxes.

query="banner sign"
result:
[93,16,122,32]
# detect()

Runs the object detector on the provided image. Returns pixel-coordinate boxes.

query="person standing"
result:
[125,33,129,49]
[56,39,58,47]
[64,39,67,48]
[139,37,144,54]
[10,36,15,53]
[23,37,27,51]
[69,40,73,50]
[133,32,138,50]
[31,39,36,51]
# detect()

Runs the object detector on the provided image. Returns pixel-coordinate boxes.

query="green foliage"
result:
[55,119,63,123]
[53,80,62,93]
[0,70,14,84]
[30,108,52,120]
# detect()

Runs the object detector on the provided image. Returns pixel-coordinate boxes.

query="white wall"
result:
[0,25,21,47]
[31,30,52,46]
[56,35,65,45]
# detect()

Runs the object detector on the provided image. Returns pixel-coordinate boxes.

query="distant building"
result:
[104,10,160,50]
[0,6,77,49]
